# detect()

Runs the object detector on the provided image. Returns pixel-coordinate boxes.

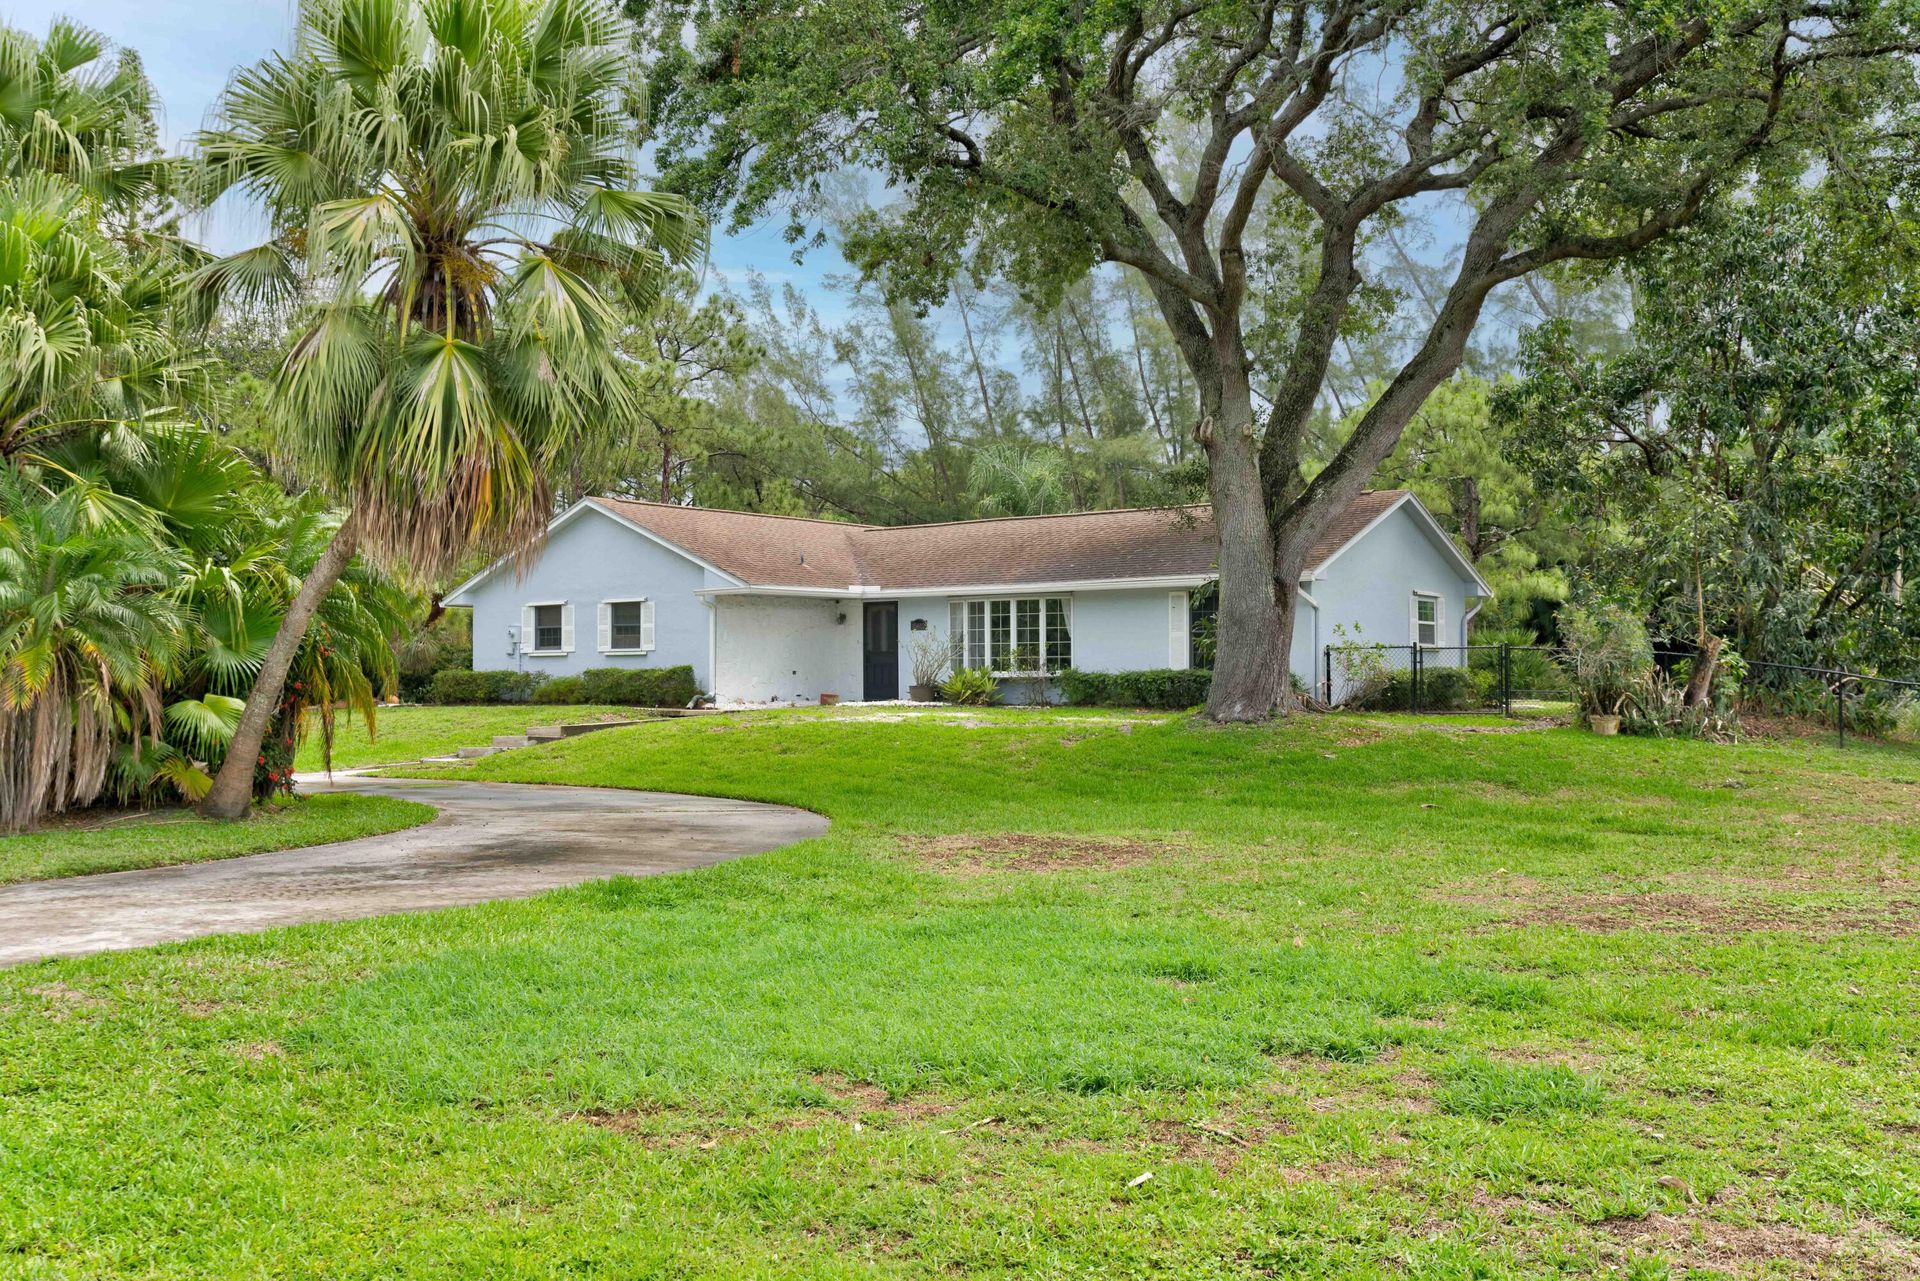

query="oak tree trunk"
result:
[1201,373,1294,721]
[200,514,361,819]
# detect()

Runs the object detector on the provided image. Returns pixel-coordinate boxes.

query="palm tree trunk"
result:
[200,513,360,819]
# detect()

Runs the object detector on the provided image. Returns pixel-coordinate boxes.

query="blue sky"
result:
[12,0,847,300]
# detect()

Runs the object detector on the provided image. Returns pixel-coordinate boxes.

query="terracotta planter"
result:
[907,683,937,702]
[1589,713,1621,736]
[819,693,840,706]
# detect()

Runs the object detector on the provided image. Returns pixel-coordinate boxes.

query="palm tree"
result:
[0,172,204,470]
[0,18,173,217]
[191,0,702,816]
[0,468,181,830]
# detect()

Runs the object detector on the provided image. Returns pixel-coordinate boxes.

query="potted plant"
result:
[1561,604,1653,735]
[908,631,949,702]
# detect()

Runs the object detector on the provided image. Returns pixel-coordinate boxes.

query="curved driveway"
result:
[0,774,827,967]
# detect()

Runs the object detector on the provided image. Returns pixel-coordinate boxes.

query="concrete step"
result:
[455,745,499,759]
[491,734,532,749]
[526,717,649,740]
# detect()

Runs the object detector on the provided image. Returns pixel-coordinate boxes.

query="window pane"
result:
[966,600,988,669]
[1015,598,1040,669]
[611,601,645,649]
[1045,597,1071,669]
[1417,598,1437,624]
[534,604,562,651]
[989,600,1012,671]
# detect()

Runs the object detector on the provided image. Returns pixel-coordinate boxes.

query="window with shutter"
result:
[608,600,647,650]
[532,603,563,652]
[1168,592,1190,668]
[1412,593,1440,648]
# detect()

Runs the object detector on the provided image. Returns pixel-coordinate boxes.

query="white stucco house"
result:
[442,490,1491,705]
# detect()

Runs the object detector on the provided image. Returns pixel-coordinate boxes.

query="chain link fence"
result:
[1319,641,1916,743]
[1321,643,1573,715]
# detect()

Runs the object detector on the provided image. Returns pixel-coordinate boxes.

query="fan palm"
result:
[191,0,703,816]
[0,172,204,470]
[0,18,173,215]
[0,468,181,829]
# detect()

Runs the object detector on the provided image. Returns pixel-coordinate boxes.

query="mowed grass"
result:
[295,703,653,771]
[4,707,1919,1278]
[0,793,435,885]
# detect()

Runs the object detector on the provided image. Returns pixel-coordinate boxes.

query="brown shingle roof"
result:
[588,491,1410,590]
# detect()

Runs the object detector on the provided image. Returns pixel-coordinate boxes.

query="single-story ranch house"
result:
[443,490,1491,705]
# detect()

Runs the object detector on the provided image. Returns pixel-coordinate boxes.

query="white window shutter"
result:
[560,602,576,653]
[640,599,656,651]
[1168,592,1189,668]
[522,604,535,649]
[1409,594,1420,645]
[1438,595,1448,647]
[597,602,612,653]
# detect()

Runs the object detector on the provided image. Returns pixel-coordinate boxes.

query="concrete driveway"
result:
[0,775,828,967]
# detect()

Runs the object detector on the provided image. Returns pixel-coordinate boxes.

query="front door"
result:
[863,602,899,701]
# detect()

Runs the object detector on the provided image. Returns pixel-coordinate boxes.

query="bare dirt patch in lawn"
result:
[1441,883,1920,938]
[1594,1211,1920,1279]
[576,1074,953,1150]
[906,832,1186,875]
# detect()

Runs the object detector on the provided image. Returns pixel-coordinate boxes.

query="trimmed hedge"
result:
[428,669,547,705]
[1059,667,1212,710]
[578,665,699,708]
[530,676,586,705]
[431,665,700,706]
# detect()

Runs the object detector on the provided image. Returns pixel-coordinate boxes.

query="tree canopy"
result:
[635,0,1920,718]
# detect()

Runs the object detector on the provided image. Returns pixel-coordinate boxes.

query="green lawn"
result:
[5,708,1919,1278]
[0,793,435,885]
[296,703,654,771]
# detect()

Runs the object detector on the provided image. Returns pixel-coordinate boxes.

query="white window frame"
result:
[950,595,1071,676]
[523,600,574,656]
[599,598,655,655]
[1411,592,1443,649]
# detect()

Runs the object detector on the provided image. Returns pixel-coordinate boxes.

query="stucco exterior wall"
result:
[712,595,862,705]
[456,507,715,688]
[1298,501,1482,691]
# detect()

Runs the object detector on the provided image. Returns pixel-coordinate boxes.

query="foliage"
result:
[578,665,699,708]
[194,0,704,575]
[429,669,546,706]
[529,676,587,706]
[396,611,472,703]
[939,666,1000,706]
[907,631,950,691]
[1560,605,1653,720]
[0,171,206,467]
[1327,625,1392,708]
[1059,668,1211,711]
[637,0,1920,718]
[0,471,179,829]
[0,18,176,222]
[1500,197,1920,674]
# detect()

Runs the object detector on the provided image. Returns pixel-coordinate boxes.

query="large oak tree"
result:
[633,0,1920,719]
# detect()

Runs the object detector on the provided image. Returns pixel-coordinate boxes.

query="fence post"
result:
[1837,675,1846,747]
[1501,643,1511,717]
[1323,644,1332,705]
[1411,644,1423,715]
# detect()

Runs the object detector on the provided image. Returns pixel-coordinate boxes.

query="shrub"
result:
[941,667,1001,706]
[1560,604,1653,719]
[578,665,699,708]
[1059,667,1212,709]
[530,675,586,705]
[429,669,547,704]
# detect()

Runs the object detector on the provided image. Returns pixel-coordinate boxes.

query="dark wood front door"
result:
[863,602,899,701]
